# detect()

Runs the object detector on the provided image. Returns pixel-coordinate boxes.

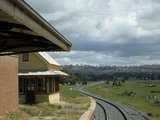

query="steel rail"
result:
[80,90,128,120]
[96,101,108,120]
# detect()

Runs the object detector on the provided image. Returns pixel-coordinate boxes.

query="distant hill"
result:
[62,65,160,83]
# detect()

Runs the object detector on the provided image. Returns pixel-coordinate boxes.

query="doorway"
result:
[25,79,36,104]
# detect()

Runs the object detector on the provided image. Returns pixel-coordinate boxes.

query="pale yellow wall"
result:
[19,53,61,72]
[49,92,60,104]
[19,53,48,72]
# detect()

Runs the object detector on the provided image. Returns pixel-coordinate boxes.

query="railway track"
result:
[80,90,127,120]
[96,101,108,120]
[80,90,151,120]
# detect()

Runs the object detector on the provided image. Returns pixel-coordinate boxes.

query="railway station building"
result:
[18,52,68,104]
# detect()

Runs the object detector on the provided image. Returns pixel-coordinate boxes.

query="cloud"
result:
[26,0,160,65]
[49,51,160,66]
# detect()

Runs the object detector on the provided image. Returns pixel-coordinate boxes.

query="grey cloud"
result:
[71,38,160,57]
[25,0,160,65]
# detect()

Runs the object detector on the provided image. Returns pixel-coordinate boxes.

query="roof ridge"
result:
[38,52,60,66]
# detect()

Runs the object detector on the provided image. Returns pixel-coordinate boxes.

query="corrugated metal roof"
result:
[19,70,68,76]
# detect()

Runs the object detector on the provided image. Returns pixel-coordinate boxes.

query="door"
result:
[25,79,36,104]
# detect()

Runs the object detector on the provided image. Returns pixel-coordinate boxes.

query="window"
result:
[36,79,46,94]
[37,79,43,91]
[49,79,54,93]
[55,78,59,92]
[22,53,29,62]
[19,79,25,95]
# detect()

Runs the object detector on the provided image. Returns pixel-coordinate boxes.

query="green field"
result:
[60,85,90,105]
[85,80,160,120]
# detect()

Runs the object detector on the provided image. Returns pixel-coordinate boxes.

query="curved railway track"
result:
[96,101,108,120]
[80,90,151,120]
[80,90,127,120]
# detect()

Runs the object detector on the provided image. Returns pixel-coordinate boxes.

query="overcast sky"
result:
[26,0,160,66]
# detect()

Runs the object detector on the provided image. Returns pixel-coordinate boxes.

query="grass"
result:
[1,85,90,120]
[0,111,29,120]
[85,80,160,120]
[60,85,90,104]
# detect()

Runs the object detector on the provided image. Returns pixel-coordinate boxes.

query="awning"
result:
[18,70,69,77]
[0,0,71,55]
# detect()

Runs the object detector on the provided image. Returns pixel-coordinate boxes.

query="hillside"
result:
[62,65,160,83]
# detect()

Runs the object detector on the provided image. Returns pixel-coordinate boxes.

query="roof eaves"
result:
[6,0,72,51]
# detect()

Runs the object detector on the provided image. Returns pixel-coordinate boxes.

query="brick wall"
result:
[0,56,18,115]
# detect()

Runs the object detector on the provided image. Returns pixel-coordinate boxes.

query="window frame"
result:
[22,53,29,62]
